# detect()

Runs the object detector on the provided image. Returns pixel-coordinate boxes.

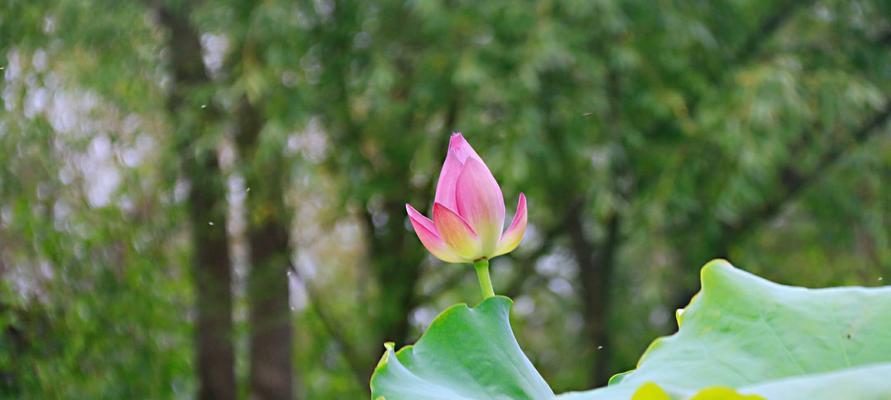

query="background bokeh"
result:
[2,0,890,398]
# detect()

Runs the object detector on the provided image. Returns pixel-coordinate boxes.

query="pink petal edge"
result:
[406,204,463,263]
[448,132,483,164]
[493,193,527,257]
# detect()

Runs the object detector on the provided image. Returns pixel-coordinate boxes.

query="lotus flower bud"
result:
[406,133,527,263]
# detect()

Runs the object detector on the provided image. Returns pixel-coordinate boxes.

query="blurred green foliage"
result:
[1,0,889,398]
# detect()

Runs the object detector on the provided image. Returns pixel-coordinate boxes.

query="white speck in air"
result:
[208,221,214,226]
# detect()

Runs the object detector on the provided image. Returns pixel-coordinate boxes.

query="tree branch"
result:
[287,262,369,394]
[730,0,815,67]
[628,1,815,202]
[720,100,891,249]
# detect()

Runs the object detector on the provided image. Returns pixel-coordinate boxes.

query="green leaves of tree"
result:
[372,260,891,399]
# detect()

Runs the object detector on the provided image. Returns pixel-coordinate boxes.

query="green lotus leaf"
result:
[371,260,891,399]
[560,259,891,399]
[370,296,555,400]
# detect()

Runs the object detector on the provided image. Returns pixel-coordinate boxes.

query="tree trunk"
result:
[234,97,295,400]
[567,204,620,386]
[247,221,294,400]
[186,146,237,400]
[157,5,236,400]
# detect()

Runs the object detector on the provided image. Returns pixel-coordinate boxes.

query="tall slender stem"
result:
[474,259,495,299]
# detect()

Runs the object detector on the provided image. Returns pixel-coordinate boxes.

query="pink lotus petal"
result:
[434,150,463,211]
[406,204,463,263]
[434,133,483,210]
[494,193,527,257]
[406,203,436,232]
[433,203,481,260]
[455,158,505,255]
[448,132,482,164]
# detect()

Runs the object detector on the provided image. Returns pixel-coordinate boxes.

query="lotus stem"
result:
[474,259,495,299]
